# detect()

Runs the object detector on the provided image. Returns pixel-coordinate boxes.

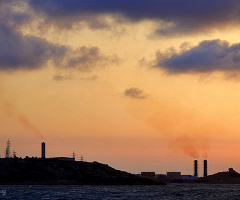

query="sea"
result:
[0,184,239,200]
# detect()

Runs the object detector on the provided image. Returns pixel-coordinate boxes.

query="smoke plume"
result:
[172,134,209,159]
[125,97,209,159]
[0,86,44,139]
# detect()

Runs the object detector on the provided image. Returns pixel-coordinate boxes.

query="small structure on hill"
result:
[141,172,156,180]
[167,172,181,180]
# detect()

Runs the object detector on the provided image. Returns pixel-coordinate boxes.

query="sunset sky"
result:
[2,0,240,175]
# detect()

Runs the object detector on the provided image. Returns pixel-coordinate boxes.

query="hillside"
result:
[0,158,164,185]
[196,168,240,184]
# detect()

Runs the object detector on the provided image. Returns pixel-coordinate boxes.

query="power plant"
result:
[193,159,208,178]
[3,140,210,182]
[41,142,45,158]
[38,141,208,178]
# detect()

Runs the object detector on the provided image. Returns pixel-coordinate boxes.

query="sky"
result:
[1,0,240,176]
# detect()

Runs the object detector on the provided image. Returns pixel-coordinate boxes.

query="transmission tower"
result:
[5,139,11,158]
[80,154,84,162]
[72,151,76,160]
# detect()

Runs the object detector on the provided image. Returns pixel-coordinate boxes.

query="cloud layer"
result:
[0,1,117,72]
[3,1,240,73]
[29,0,240,34]
[0,26,67,71]
[156,39,240,73]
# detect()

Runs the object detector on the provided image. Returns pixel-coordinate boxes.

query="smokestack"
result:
[194,160,198,177]
[41,142,45,158]
[203,160,208,177]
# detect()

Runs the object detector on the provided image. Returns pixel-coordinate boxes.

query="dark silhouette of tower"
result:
[80,155,84,162]
[203,160,208,177]
[194,160,198,177]
[5,139,11,158]
[72,151,76,161]
[41,142,45,158]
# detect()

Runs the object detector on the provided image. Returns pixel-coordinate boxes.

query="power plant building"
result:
[181,175,198,180]
[53,157,75,161]
[141,172,156,180]
[167,172,181,180]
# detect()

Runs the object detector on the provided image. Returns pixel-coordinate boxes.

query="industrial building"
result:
[181,175,198,180]
[141,159,209,182]
[52,157,75,161]
[141,172,156,180]
[166,172,181,180]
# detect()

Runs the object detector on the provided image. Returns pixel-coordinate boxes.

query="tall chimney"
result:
[41,142,45,158]
[203,160,208,177]
[194,160,198,177]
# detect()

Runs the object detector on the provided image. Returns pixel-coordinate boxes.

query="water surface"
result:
[0,184,239,200]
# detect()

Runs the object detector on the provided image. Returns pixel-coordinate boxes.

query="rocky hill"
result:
[196,168,240,184]
[0,158,165,185]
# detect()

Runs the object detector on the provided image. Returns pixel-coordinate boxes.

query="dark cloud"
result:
[0,1,118,72]
[0,27,117,71]
[52,74,98,81]
[52,74,72,81]
[80,75,98,81]
[156,39,240,73]
[0,22,115,71]
[0,0,60,71]
[65,46,119,72]
[29,0,118,30]
[124,87,148,99]
[29,0,240,34]
[0,25,67,71]
[0,1,33,30]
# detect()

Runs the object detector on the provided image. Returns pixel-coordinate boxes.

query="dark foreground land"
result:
[169,168,240,184]
[195,168,240,184]
[0,158,165,185]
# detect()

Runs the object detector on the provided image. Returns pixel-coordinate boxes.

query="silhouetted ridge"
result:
[196,168,240,184]
[0,158,165,185]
